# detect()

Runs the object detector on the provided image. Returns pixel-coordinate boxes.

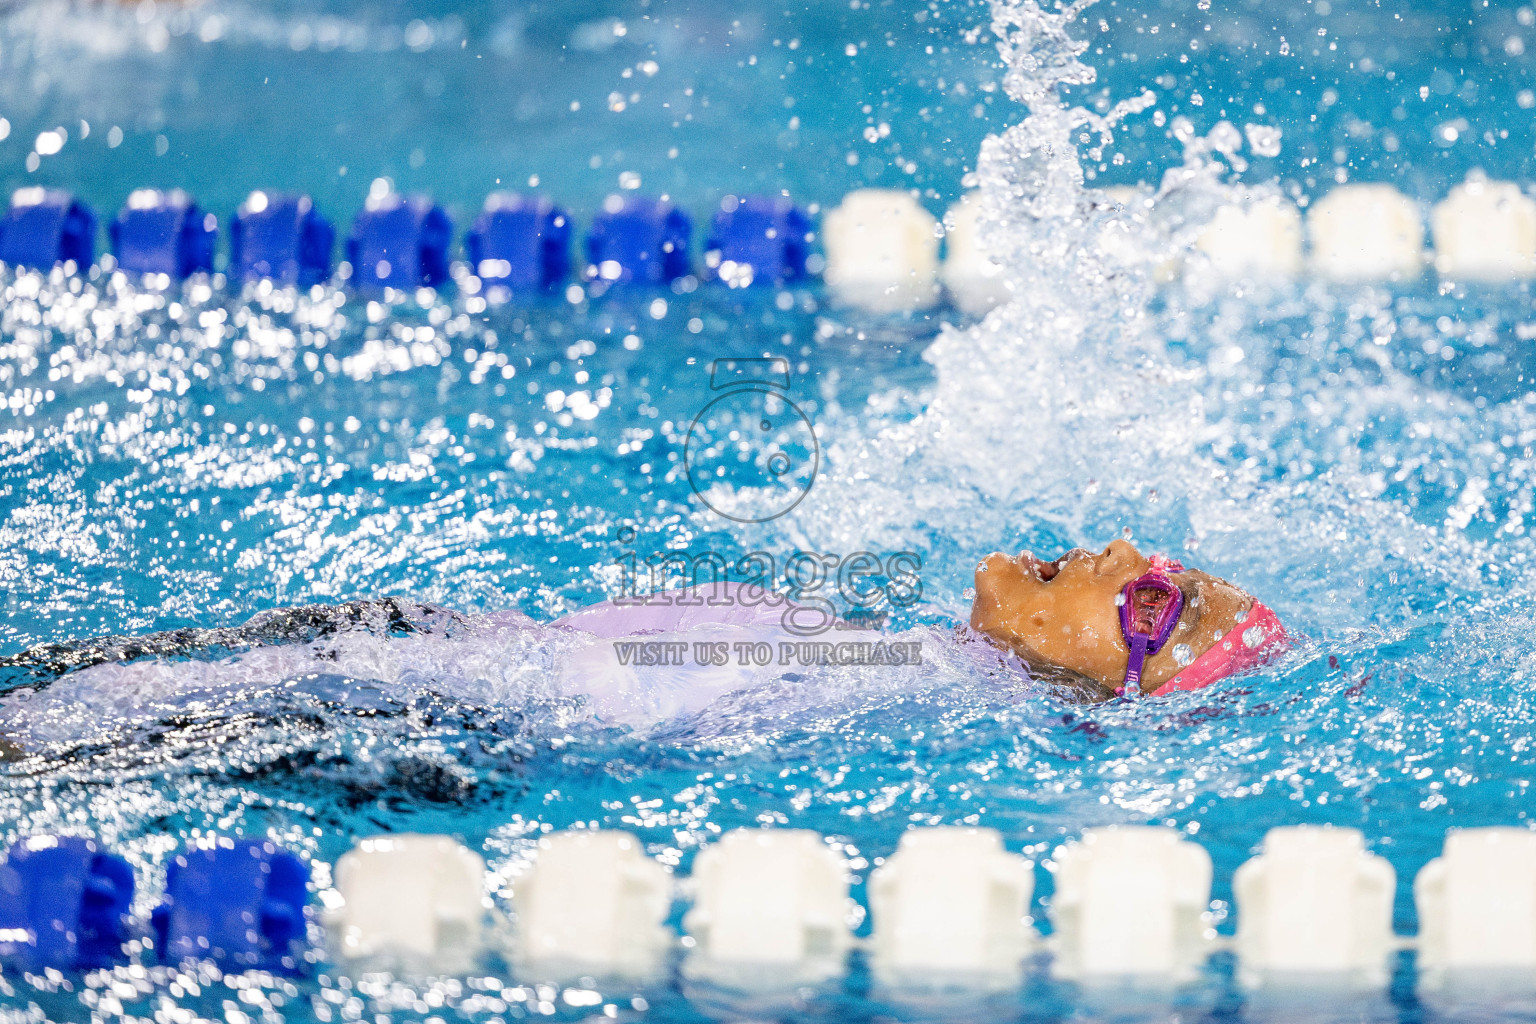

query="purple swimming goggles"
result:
[1115,554,1185,698]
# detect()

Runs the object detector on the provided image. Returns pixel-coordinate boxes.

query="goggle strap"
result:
[1122,632,1150,696]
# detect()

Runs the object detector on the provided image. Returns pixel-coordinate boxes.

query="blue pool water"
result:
[4,0,1536,1019]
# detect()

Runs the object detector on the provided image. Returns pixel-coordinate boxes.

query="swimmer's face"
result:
[969,539,1252,700]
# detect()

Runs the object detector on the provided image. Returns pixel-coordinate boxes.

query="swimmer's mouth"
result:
[1018,549,1084,582]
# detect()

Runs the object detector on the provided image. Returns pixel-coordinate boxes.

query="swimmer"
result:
[549,538,1285,720]
[969,539,1286,702]
[0,543,1284,752]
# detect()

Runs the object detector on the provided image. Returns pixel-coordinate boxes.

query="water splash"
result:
[976,0,1154,297]
[779,0,1203,578]
[777,0,1516,650]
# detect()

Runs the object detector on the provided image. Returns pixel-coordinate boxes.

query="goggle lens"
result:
[1116,561,1185,697]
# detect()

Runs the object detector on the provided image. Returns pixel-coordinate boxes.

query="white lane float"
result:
[512,829,672,979]
[867,826,1035,988]
[330,834,487,969]
[1049,826,1214,983]
[1431,176,1536,282]
[940,194,1010,315]
[1415,826,1536,991]
[1307,184,1425,282]
[1233,826,1396,989]
[1193,194,1304,279]
[822,189,941,312]
[682,828,853,986]
[23,820,1536,997]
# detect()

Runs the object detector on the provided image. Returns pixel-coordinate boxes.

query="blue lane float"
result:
[464,193,571,291]
[152,839,309,972]
[0,188,96,271]
[0,836,134,972]
[584,194,692,286]
[705,194,814,287]
[110,189,217,281]
[16,179,1536,296]
[347,192,453,292]
[229,191,334,287]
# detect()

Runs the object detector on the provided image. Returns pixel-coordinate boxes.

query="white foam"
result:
[941,194,1010,315]
[556,621,798,728]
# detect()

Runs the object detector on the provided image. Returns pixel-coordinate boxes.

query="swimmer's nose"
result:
[1097,539,1144,575]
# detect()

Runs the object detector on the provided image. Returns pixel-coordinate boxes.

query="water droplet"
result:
[1243,626,1265,649]
[1244,123,1282,157]
[1172,643,1194,666]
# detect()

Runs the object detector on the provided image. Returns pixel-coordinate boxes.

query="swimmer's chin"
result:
[972,631,1117,704]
